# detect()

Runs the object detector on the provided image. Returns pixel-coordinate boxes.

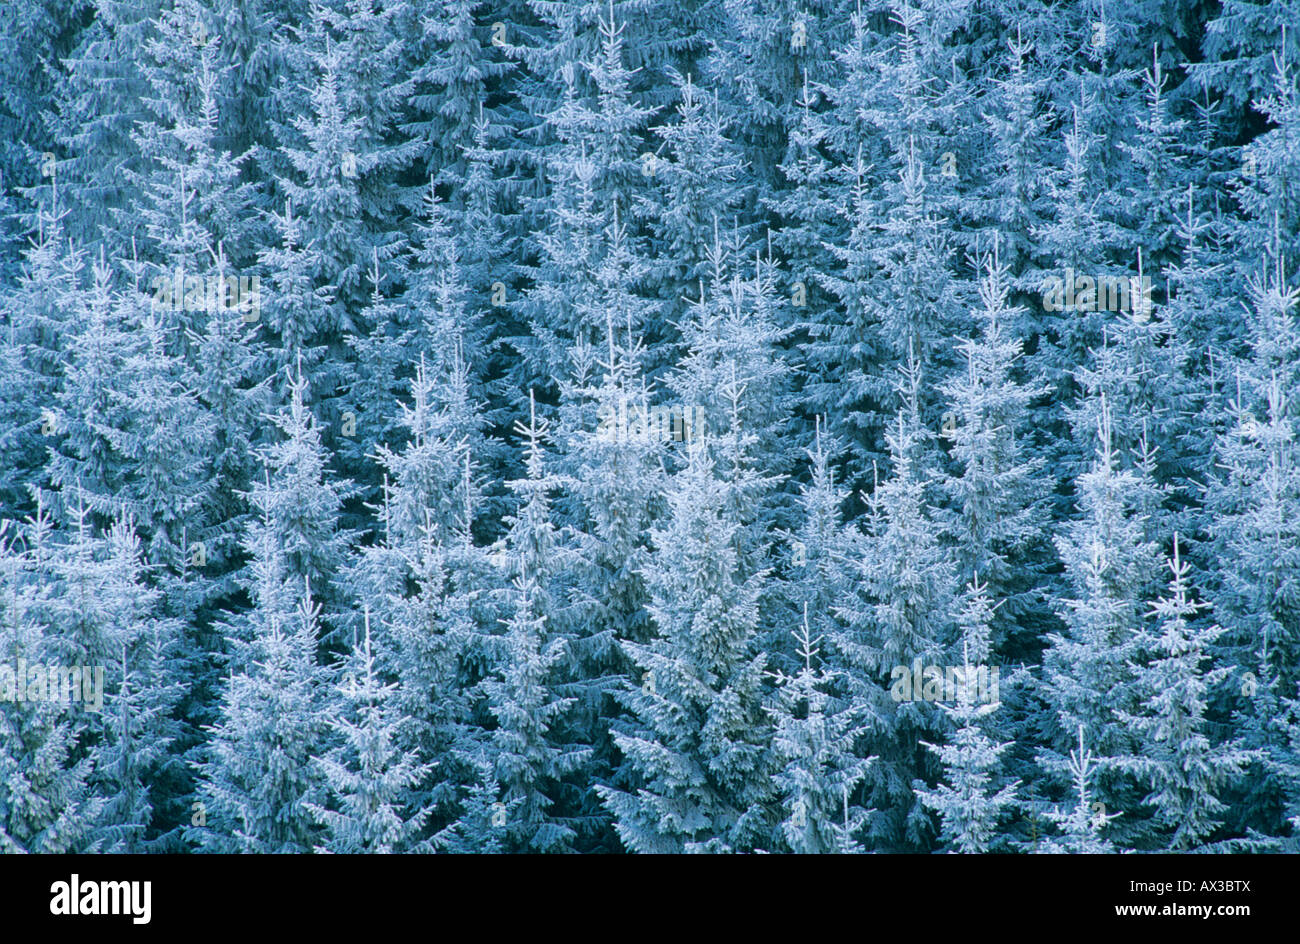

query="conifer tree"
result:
[1037,725,1118,854]
[939,248,1052,658]
[1037,401,1162,846]
[195,577,332,854]
[836,404,956,851]
[1116,538,1256,850]
[1202,273,1300,843]
[768,605,873,854]
[917,642,1020,854]
[0,512,102,853]
[87,516,185,850]
[307,612,432,853]
[478,395,590,852]
[598,439,773,853]
[242,369,356,631]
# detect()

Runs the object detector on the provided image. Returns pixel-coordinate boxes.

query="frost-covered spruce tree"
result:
[99,635,184,852]
[95,650,163,853]
[870,139,963,416]
[311,0,423,168]
[47,257,217,580]
[0,513,102,854]
[1037,726,1117,855]
[407,0,513,188]
[1163,186,1241,372]
[859,0,972,179]
[1062,68,1193,494]
[0,302,43,521]
[46,0,160,258]
[1116,538,1256,851]
[765,74,838,334]
[852,0,973,415]
[1279,686,1300,852]
[86,516,186,851]
[598,438,773,853]
[196,575,332,854]
[813,168,892,477]
[345,183,491,480]
[98,298,216,575]
[0,0,81,214]
[130,0,261,291]
[835,400,956,851]
[361,351,487,576]
[429,752,506,854]
[307,612,432,854]
[34,502,177,845]
[1026,101,1119,494]
[342,254,412,490]
[510,0,700,124]
[939,248,1052,660]
[1065,316,1188,560]
[478,396,590,852]
[242,369,356,637]
[265,28,375,363]
[550,287,667,852]
[39,498,137,680]
[703,0,839,197]
[771,416,855,673]
[557,260,663,651]
[0,183,82,521]
[1190,0,1300,136]
[263,1,418,410]
[378,518,488,842]
[1054,9,1142,228]
[404,187,493,399]
[664,233,796,558]
[1205,275,1300,693]
[481,571,588,853]
[1227,42,1300,274]
[199,0,301,164]
[254,195,332,399]
[1116,47,1193,272]
[451,102,519,374]
[1201,273,1300,842]
[917,642,1020,854]
[7,166,83,365]
[972,28,1055,281]
[1037,400,1162,846]
[575,3,662,260]
[768,606,873,854]
[641,71,750,313]
[366,525,478,842]
[802,10,893,475]
[38,499,180,812]
[512,6,657,397]
[186,245,273,595]
[508,76,606,397]
[158,245,272,839]
[346,359,492,839]
[44,257,131,530]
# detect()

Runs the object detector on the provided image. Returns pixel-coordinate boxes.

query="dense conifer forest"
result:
[0,0,1297,853]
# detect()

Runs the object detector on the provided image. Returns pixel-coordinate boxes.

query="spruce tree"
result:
[1116,538,1256,850]
[768,605,873,854]
[307,612,433,853]
[598,439,773,853]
